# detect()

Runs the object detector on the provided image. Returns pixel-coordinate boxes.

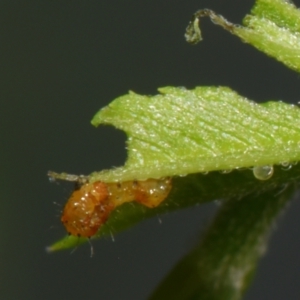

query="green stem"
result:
[150,183,296,300]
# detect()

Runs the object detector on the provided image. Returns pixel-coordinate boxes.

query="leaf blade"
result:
[91,86,300,182]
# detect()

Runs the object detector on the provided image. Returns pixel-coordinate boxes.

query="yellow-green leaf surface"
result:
[237,0,300,72]
[186,0,300,72]
[90,86,300,182]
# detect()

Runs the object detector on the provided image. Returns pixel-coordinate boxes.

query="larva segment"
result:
[105,178,172,208]
[132,178,172,208]
[105,181,136,207]
[61,182,114,237]
[61,178,172,237]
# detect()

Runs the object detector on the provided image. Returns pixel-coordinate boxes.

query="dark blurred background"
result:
[2,0,300,299]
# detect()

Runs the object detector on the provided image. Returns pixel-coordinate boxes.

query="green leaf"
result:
[249,0,300,33]
[89,86,300,182]
[186,0,300,72]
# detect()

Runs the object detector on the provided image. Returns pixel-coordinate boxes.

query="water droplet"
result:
[253,165,274,180]
[220,169,232,174]
[280,161,290,167]
[281,164,292,171]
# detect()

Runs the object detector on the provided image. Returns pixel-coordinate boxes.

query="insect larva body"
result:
[61,178,172,237]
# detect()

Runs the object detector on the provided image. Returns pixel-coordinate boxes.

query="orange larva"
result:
[61,178,172,238]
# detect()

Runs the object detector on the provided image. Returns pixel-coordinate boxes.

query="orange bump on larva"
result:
[132,178,172,208]
[61,178,172,237]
